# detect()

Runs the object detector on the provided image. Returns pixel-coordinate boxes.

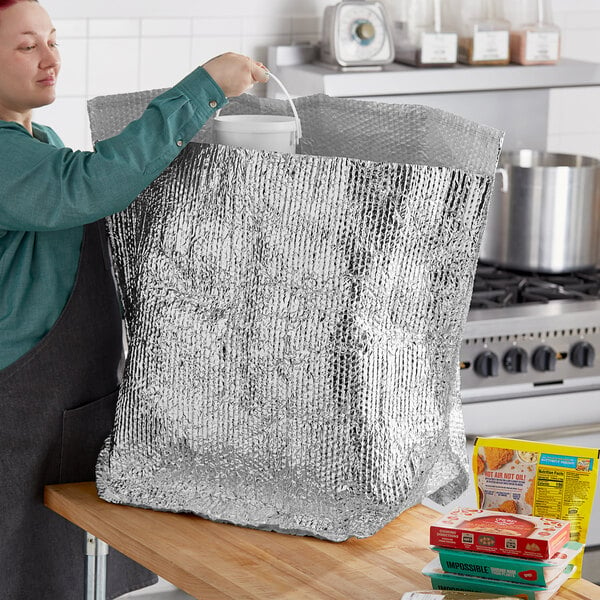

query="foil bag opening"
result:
[88,92,503,541]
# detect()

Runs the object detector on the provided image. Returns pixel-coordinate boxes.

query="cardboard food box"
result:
[423,557,575,600]
[433,542,583,586]
[429,508,571,560]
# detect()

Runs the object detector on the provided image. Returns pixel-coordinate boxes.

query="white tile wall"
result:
[191,18,243,38]
[56,38,88,96]
[88,18,140,38]
[33,0,600,154]
[547,1,600,158]
[139,37,192,90]
[190,35,244,66]
[88,38,140,97]
[141,18,192,38]
[35,1,325,149]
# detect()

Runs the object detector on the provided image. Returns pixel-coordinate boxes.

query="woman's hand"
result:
[202,52,269,98]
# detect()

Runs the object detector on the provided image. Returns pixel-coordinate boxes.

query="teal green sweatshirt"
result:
[0,66,226,370]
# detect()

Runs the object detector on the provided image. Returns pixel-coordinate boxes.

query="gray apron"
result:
[0,221,156,599]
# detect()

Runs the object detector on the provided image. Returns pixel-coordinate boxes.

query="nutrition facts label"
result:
[535,467,566,514]
[534,460,595,541]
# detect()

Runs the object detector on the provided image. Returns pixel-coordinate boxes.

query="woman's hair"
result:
[0,0,38,10]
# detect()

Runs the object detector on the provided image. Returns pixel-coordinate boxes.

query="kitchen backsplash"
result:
[36,0,600,155]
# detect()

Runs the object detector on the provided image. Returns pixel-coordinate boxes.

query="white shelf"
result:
[267,46,600,98]
[266,47,600,151]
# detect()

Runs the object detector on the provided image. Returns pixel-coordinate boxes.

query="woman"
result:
[0,0,268,597]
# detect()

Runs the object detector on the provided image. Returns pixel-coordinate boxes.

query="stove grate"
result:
[470,264,600,309]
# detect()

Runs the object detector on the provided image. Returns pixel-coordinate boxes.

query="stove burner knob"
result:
[532,345,557,372]
[474,351,499,378]
[503,347,528,374]
[570,341,595,368]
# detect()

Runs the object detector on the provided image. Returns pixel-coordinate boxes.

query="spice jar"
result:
[392,0,457,67]
[503,0,560,65]
[448,0,510,65]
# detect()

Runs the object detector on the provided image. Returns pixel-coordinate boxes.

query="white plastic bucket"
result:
[214,71,302,154]
[215,114,298,154]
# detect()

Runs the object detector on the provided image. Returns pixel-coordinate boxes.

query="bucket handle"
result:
[266,70,303,143]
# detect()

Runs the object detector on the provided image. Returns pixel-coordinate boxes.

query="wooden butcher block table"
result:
[44,482,599,600]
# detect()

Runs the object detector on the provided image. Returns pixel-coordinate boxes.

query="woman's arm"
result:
[0,66,225,231]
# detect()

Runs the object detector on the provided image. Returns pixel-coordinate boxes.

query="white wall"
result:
[34,0,600,156]
[548,0,600,157]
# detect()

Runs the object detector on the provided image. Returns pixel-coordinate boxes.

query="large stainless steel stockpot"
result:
[480,150,600,273]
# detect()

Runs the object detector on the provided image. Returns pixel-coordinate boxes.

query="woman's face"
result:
[0,1,60,123]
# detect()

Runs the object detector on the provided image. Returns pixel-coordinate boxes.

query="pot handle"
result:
[495,167,509,192]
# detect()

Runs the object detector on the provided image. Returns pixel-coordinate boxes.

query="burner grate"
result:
[470,264,600,309]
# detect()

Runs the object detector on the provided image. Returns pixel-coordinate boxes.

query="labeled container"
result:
[503,0,560,65]
[214,72,302,154]
[393,0,458,67]
[447,0,510,65]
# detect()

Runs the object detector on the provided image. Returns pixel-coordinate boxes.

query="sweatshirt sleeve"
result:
[0,66,226,232]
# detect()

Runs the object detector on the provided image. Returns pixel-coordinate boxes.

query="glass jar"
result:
[503,0,560,65]
[392,0,458,67]
[448,0,511,65]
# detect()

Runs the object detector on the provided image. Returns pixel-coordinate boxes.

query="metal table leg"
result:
[85,532,109,600]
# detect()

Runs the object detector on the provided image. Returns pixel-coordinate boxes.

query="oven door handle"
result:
[466,422,600,442]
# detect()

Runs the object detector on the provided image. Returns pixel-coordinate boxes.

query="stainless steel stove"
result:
[459,263,600,583]
[462,265,600,400]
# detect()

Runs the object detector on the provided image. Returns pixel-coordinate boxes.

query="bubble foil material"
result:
[90,93,503,541]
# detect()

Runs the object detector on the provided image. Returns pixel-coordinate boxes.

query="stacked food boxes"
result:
[423,508,584,600]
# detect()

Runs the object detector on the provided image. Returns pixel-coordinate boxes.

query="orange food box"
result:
[429,508,571,560]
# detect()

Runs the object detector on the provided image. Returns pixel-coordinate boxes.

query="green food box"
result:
[433,542,583,586]
[423,557,575,600]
